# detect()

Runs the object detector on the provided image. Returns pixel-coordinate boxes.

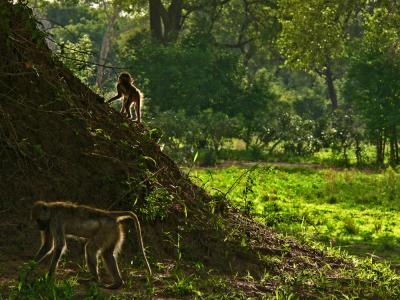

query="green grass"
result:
[7,262,76,300]
[190,165,400,266]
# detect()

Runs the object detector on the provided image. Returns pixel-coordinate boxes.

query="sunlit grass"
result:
[190,165,400,265]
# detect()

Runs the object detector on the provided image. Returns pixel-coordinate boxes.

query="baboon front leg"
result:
[35,229,53,262]
[80,242,99,283]
[48,227,66,277]
[101,248,123,289]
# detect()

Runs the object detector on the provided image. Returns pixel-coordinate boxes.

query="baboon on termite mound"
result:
[107,72,143,122]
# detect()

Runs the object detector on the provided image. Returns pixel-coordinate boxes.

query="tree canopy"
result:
[32,0,400,165]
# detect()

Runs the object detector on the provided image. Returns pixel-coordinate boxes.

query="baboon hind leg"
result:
[101,247,123,289]
[124,100,132,119]
[120,97,127,114]
[133,98,140,122]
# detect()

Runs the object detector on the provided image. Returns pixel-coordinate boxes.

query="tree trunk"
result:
[243,44,255,82]
[165,0,182,37]
[376,130,384,165]
[324,63,338,110]
[383,133,387,162]
[268,140,281,155]
[244,130,252,150]
[393,126,399,164]
[149,0,163,41]
[389,126,398,166]
[390,138,395,166]
[148,0,183,43]
[96,4,120,88]
[355,138,362,165]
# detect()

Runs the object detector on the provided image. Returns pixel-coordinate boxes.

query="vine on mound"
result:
[0,2,399,298]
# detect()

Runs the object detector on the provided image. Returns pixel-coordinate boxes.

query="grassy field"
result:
[190,165,400,266]
[218,143,378,167]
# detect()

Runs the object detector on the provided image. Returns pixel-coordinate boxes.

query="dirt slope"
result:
[0,2,398,299]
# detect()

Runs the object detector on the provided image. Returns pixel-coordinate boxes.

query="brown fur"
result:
[31,201,152,289]
[107,72,143,122]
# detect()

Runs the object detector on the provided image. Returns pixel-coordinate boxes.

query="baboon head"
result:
[31,201,50,230]
[118,72,132,85]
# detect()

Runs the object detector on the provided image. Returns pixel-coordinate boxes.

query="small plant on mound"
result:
[8,262,75,300]
[83,284,113,300]
[139,186,174,221]
[7,262,113,300]
[164,273,202,297]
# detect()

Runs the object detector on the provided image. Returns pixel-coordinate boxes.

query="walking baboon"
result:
[107,72,143,122]
[31,201,152,289]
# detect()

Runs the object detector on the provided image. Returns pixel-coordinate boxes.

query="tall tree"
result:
[96,1,122,88]
[149,0,183,43]
[202,0,278,81]
[277,0,360,110]
[344,8,400,165]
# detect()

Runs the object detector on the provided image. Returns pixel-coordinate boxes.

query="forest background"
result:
[31,0,400,167]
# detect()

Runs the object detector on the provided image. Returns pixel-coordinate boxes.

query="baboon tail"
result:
[111,211,152,276]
